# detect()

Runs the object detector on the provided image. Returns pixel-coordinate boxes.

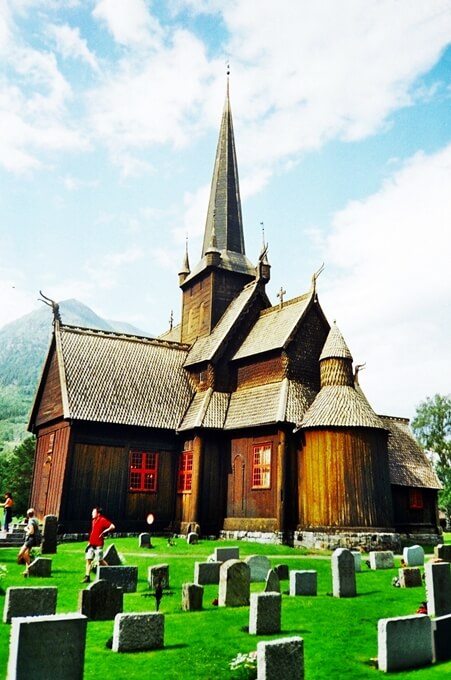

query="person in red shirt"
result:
[82,506,115,583]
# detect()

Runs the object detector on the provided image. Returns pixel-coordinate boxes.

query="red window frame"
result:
[129,450,158,492]
[252,443,271,489]
[409,489,424,510]
[178,451,193,493]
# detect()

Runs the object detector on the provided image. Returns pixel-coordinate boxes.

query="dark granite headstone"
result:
[41,515,58,554]
[79,579,123,620]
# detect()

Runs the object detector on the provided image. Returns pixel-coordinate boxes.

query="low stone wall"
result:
[220,530,285,545]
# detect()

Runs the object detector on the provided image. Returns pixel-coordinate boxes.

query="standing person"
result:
[0,492,14,531]
[82,506,115,583]
[17,508,40,577]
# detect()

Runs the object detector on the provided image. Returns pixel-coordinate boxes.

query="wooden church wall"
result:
[287,304,329,389]
[391,485,439,532]
[298,428,393,529]
[30,422,71,521]
[237,355,284,389]
[198,437,228,535]
[34,350,64,427]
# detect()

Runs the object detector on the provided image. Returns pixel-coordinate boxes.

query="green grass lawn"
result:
[0,536,450,679]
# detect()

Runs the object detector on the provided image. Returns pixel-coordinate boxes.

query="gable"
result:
[33,345,65,428]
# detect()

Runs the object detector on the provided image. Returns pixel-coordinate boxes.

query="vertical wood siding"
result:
[30,422,71,520]
[35,351,64,426]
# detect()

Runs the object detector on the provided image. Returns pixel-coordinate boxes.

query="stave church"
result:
[28,82,441,549]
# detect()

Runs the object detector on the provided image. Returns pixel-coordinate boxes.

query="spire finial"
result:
[311,262,325,294]
[169,309,174,331]
[38,290,61,325]
[277,286,286,309]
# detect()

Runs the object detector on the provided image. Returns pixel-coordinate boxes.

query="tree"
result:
[0,436,36,518]
[412,394,451,522]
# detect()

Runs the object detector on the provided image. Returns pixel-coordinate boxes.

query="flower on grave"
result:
[229,650,257,680]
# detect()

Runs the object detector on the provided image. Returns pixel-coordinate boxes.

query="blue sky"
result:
[1,0,450,420]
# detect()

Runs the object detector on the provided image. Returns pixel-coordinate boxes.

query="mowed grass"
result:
[0,536,450,679]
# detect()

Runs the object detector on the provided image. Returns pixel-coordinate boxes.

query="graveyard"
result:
[0,535,450,679]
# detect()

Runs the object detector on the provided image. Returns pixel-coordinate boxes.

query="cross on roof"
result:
[277,286,286,308]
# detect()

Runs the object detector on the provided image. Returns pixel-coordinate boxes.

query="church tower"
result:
[179,80,258,345]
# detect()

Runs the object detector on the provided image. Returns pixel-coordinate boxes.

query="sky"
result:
[0,0,450,421]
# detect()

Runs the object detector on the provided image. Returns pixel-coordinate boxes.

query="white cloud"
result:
[48,23,100,72]
[92,0,164,48]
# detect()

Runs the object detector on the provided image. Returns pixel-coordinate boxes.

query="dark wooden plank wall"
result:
[286,304,329,390]
[35,350,64,427]
[391,486,439,531]
[237,355,284,388]
[30,422,71,520]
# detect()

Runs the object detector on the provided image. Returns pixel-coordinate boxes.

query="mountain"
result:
[0,299,150,451]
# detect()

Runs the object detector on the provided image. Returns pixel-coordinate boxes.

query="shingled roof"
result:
[381,415,442,489]
[298,385,386,429]
[54,325,195,429]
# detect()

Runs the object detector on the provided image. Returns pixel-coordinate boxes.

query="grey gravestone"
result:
[194,561,221,585]
[351,551,362,572]
[78,579,123,620]
[139,532,151,548]
[264,569,280,593]
[112,612,164,652]
[275,564,289,580]
[28,557,52,577]
[41,515,58,554]
[245,555,272,582]
[432,613,451,662]
[249,592,281,635]
[398,567,422,588]
[181,583,203,611]
[403,545,424,566]
[214,546,239,563]
[148,564,169,589]
[218,559,250,607]
[332,548,356,598]
[187,531,199,545]
[434,543,451,562]
[257,636,304,680]
[289,570,317,596]
[425,560,451,617]
[7,613,87,680]
[378,614,432,672]
[3,586,57,623]
[369,550,394,569]
[97,565,137,593]
[103,543,122,565]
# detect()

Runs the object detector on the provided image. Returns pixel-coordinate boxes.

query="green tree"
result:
[412,394,451,521]
[0,436,36,518]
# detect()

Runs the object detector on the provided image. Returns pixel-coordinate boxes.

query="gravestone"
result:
[97,565,137,593]
[378,614,432,672]
[351,551,362,572]
[28,557,52,577]
[148,563,169,589]
[332,548,356,598]
[3,586,57,623]
[112,612,164,652]
[194,561,221,585]
[403,545,424,567]
[139,532,151,548]
[424,560,451,617]
[103,543,122,566]
[187,531,199,545]
[432,613,451,662]
[434,543,451,562]
[40,515,58,554]
[181,583,203,611]
[78,579,123,620]
[245,555,272,582]
[218,559,250,607]
[264,569,280,593]
[257,636,304,680]
[398,567,422,588]
[214,546,239,563]
[369,550,394,569]
[275,564,289,580]
[249,592,281,635]
[289,570,317,596]
[7,613,87,680]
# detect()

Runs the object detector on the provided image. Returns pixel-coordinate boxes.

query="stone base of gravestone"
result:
[432,613,451,662]
[249,592,281,635]
[41,515,58,554]
[194,561,221,585]
[181,583,203,611]
[218,560,250,607]
[424,560,451,617]
[97,566,137,593]
[79,579,123,620]
[112,612,164,652]
[7,613,87,680]
[369,550,394,569]
[3,586,57,623]
[257,636,304,680]
[139,532,151,548]
[332,548,356,598]
[28,557,52,577]
[398,567,422,588]
[245,555,272,582]
[289,570,317,596]
[265,569,280,593]
[214,546,239,563]
[378,614,432,672]
[187,532,199,545]
[103,544,122,566]
[148,564,169,589]
[275,564,289,580]
[351,551,362,572]
[403,545,425,567]
[434,543,451,561]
